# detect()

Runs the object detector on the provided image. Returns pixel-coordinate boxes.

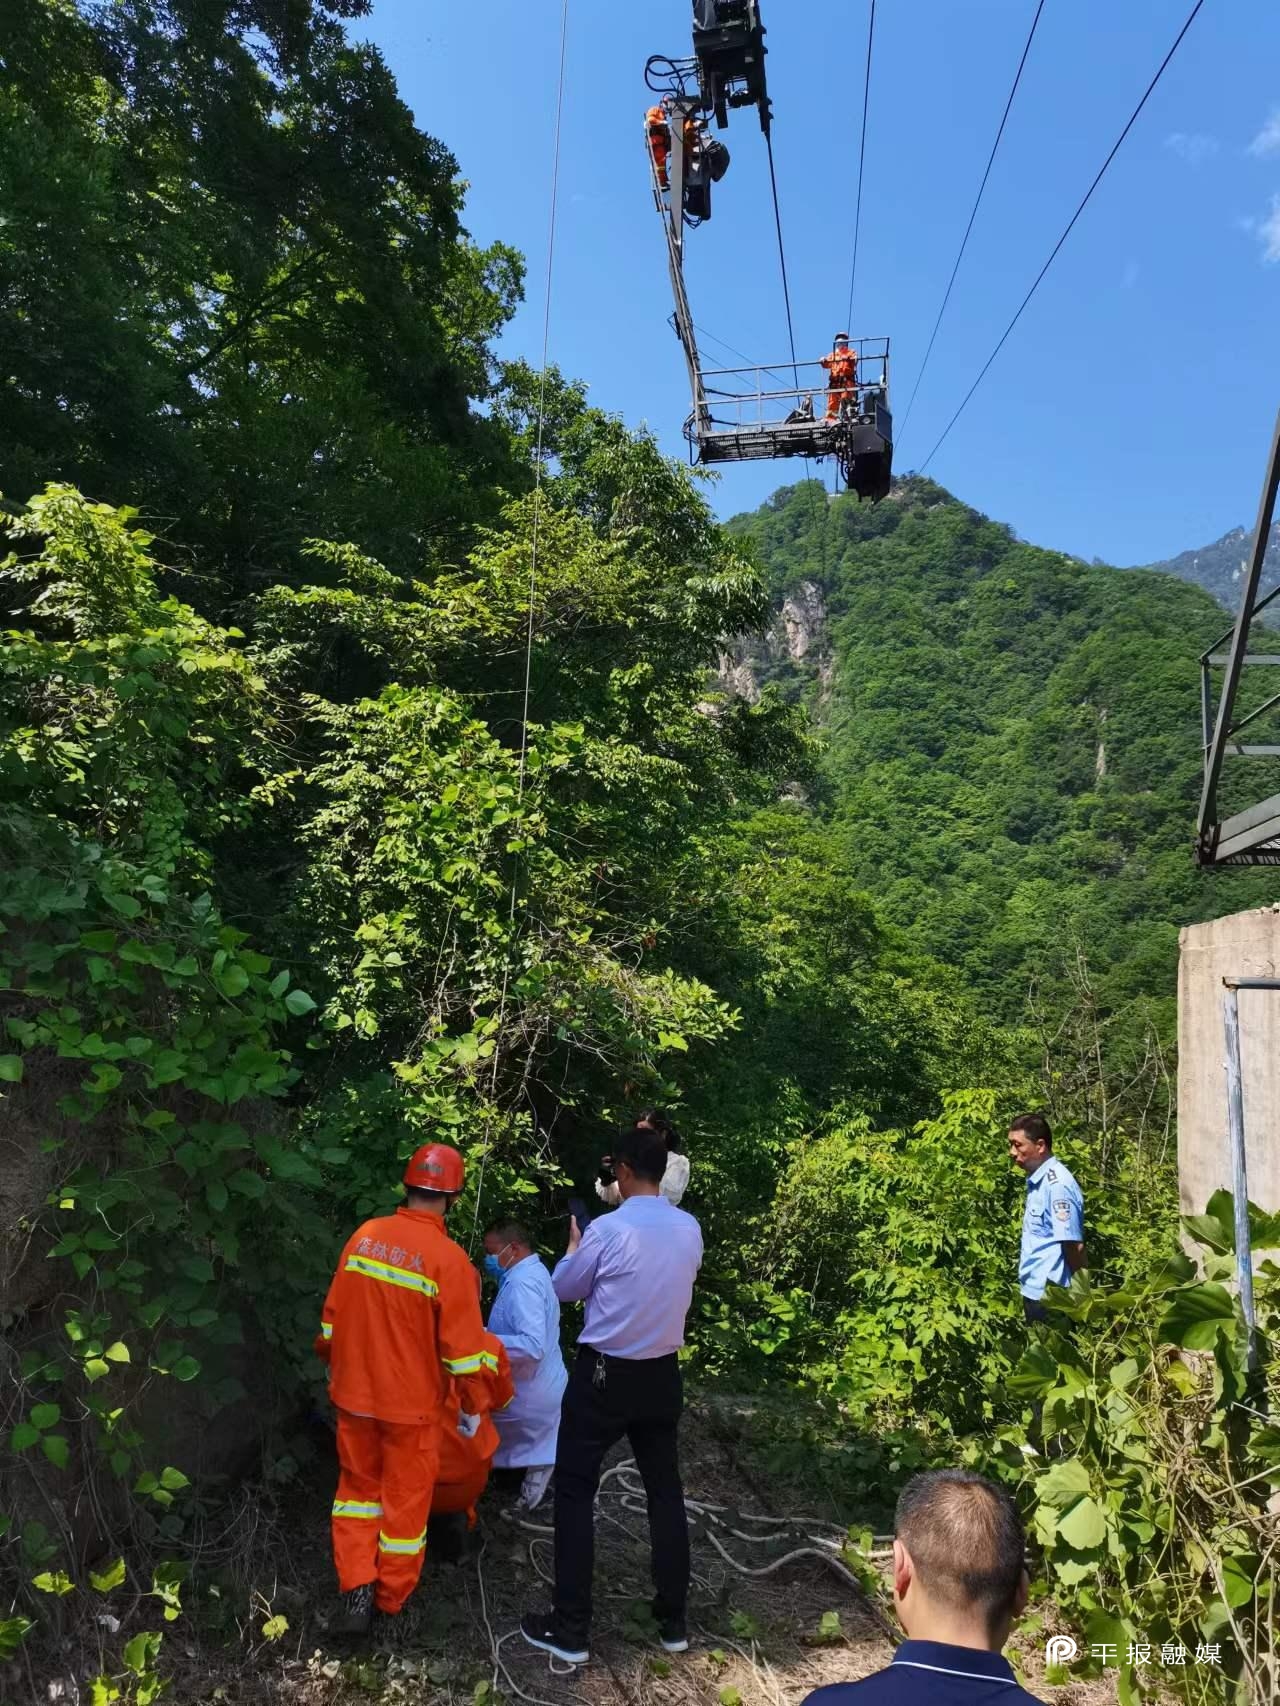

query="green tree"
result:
[0,0,523,597]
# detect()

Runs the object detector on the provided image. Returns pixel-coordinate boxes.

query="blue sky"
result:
[357,0,1280,567]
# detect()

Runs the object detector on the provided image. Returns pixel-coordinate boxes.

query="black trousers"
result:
[553,1346,689,1642]
[1023,1296,1050,1324]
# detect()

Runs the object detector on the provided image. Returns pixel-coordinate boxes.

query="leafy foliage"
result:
[979,1199,1280,1705]
[0,0,524,596]
[727,477,1277,1053]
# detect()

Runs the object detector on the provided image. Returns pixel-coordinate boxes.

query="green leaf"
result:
[0,1617,33,1660]
[1037,1457,1092,1507]
[41,1434,70,1469]
[83,1358,111,1382]
[0,1054,23,1083]
[171,1355,201,1382]
[159,1466,190,1490]
[719,1690,742,1706]
[228,1168,266,1198]
[90,1558,127,1592]
[1056,1495,1106,1550]
[1108,1358,1140,1391]
[30,1403,61,1430]
[284,988,316,1016]
[123,1632,161,1676]
[261,1615,289,1640]
[10,1422,40,1451]
[1159,1282,1236,1348]
[1221,1555,1255,1608]
[33,1571,75,1596]
[216,965,250,998]
[269,971,290,997]
[102,891,142,920]
[180,1255,215,1282]
[104,1341,130,1363]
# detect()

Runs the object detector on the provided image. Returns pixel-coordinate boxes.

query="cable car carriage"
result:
[645,2,894,501]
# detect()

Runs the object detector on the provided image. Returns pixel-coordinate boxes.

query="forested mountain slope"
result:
[1127,518,1280,613]
[724,477,1277,1030]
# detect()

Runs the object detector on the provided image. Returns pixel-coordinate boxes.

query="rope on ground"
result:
[475,1540,591,1706]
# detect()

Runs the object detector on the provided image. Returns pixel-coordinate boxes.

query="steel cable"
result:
[919,0,1207,475]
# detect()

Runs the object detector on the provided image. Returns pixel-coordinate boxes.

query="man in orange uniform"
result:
[820,332,859,420]
[431,1333,512,1534]
[646,103,671,190]
[317,1143,510,1637]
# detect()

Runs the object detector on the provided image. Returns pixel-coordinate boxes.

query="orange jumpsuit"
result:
[431,1339,512,1522]
[647,105,671,189]
[316,1208,510,1614]
[820,345,859,420]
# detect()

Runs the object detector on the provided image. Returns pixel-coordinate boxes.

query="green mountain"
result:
[1126,520,1279,616]
[723,477,1278,1035]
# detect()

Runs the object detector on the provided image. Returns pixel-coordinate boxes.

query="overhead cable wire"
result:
[764,131,800,380]
[472,0,570,1246]
[919,0,1206,475]
[896,0,1047,449]
[761,133,826,510]
[845,0,877,331]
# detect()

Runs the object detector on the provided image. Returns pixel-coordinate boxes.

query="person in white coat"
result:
[482,1219,568,1510]
[595,1110,690,1209]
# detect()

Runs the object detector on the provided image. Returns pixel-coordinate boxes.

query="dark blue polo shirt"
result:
[804,1641,1044,1706]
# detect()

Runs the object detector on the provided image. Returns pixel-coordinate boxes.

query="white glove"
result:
[457,1411,482,1439]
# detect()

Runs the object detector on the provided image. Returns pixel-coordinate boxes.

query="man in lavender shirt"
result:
[521,1124,704,1666]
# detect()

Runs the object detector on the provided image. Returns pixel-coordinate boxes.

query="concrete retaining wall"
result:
[1178,904,1280,1222]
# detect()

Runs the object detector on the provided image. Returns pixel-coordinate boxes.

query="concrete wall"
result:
[1178,905,1280,1223]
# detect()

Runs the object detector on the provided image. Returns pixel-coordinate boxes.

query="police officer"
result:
[1007,1113,1085,1323]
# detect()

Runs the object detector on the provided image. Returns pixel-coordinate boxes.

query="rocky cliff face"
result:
[1127,521,1280,614]
[717,577,834,704]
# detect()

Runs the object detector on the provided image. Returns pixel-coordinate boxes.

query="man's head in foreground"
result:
[892,1470,1028,1652]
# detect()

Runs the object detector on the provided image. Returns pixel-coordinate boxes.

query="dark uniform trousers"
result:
[553,1346,689,1642]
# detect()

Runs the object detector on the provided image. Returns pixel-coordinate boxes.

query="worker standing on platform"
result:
[317,1143,507,1637]
[820,332,859,420]
[647,102,671,190]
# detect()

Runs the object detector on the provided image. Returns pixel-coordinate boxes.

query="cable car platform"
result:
[684,347,893,500]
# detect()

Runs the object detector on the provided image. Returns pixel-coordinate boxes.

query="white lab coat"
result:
[488,1254,567,1468]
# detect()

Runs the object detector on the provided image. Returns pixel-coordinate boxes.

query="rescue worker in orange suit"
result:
[317,1143,511,1637]
[646,104,671,191]
[429,1330,513,1554]
[820,332,859,421]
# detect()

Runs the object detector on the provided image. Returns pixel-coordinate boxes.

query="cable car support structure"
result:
[646,4,893,502]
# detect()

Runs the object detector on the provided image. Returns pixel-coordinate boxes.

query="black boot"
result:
[328,1581,375,1638]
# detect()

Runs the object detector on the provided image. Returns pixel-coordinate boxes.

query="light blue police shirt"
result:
[1019,1156,1084,1300]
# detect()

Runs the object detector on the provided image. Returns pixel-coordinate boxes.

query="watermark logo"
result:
[1044,1636,1078,1668]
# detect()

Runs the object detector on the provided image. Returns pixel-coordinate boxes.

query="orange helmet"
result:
[403,1143,465,1194]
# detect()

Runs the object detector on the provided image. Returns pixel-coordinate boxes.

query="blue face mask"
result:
[483,1252,508,1283]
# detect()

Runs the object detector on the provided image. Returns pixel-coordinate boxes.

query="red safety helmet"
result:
[403,1143,465,1194]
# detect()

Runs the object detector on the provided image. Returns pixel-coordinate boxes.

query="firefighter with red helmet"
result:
[317,1143,512,1636]
[820,332,859,420]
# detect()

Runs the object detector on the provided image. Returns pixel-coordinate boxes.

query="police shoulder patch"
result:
[1046,1169,1057,1183]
